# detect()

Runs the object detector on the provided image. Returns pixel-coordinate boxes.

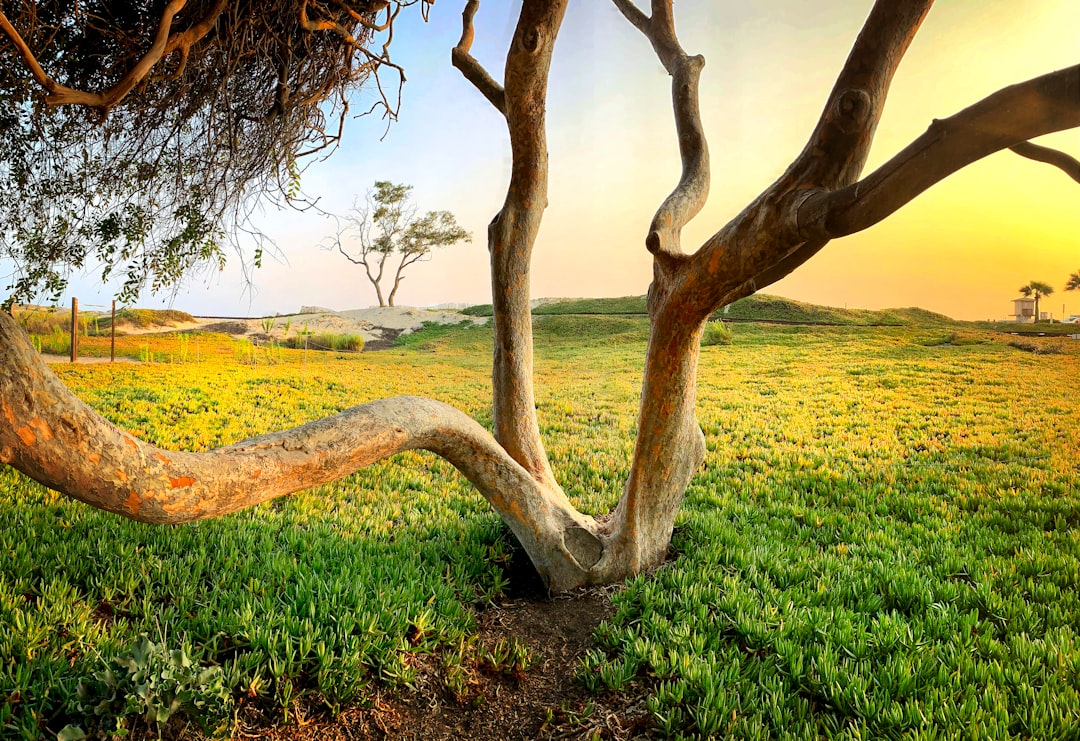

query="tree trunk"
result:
[387,258,406,308]
[605,300,706,574]
[483,0,567,493]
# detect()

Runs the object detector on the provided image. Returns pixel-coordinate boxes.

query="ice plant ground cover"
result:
[1,317,1078,738]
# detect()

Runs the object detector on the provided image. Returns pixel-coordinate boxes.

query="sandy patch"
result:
[119,321,206,336]
[108,307,486,348]
[42,354,140,364]
[233,307,485,345]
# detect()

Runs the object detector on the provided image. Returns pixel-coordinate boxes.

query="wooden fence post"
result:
[70,297,79,363]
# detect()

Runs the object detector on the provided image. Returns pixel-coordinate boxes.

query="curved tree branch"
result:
[601,0,708,576]
[0,9,53,92]
[612,0,708,260]
[162,0,229,75]
[795,65,1080,242]
[0,0,220,111]
[0,311,600,589]
[669,0,934,317]
[788,0,934,189]
[1010,140,1080,184]
[451,0,506,116]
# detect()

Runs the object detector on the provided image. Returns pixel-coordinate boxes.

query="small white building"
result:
[1012,297,1036,323]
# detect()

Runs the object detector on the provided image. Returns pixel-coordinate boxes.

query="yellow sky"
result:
[530,0,1080,322]
[49,1,1080,320]
[761,1,1080,320]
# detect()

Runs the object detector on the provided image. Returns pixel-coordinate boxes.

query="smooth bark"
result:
[1010,141,1080,185]
[459,0,568,491]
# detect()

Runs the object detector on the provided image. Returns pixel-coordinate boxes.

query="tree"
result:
[1,1,1079,591]
[1067,271,1080,291]
[328,181,470,307]
[0,0,414,305]
[1019,280,1055,322]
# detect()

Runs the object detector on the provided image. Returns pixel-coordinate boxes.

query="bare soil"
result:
[41,353,140,364]
[222,590,651,741]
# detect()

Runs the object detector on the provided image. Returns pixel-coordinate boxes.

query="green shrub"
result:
[37,326,71,354]
[60,635,233,739]
[283,332,364,352]
[14,307,71,335]
[106,308,195,329]
[701,320,733,346]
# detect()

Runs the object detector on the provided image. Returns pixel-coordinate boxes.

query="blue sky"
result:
[18,1,1080,320]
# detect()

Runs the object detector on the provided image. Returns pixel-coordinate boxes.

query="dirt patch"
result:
[230,590,649,741]
[42,354,139,364]
[363,327,405,351]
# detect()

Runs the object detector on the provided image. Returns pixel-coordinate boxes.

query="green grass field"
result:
[2,316,1079,738]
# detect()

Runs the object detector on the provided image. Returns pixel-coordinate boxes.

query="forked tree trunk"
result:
[2,0,1078,592]
[387,254,410,308]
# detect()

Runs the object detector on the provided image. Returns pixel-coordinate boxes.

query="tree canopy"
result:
[328,181,470,307]
[0,0,423,305]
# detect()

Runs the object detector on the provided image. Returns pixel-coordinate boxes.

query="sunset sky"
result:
[34,1,1080,320]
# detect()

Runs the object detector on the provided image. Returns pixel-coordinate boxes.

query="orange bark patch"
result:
[27,418,53,441]
[15,426,35,446]
[169,476,196,489]
[154,452,172,465]
[115,469,128,483]
[707,249,721,276]
[0,397,13,425]
[88,453,101,465]
[252,469,261,479]
[162,500,186,515]
[123,437,138,451]
[124,491,142,515]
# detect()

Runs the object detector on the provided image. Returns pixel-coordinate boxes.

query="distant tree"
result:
[1067,271,1080,291]
[1019,280,1055,322]
[1,1,1079,592]
[328,181,469,307]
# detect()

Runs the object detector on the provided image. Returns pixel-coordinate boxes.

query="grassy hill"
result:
[463,293,957,326]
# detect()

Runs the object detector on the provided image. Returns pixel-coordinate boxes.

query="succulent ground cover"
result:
[1,317,1078,739]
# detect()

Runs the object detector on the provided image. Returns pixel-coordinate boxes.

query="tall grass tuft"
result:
[282,332,364,352]
[701,320,733,346]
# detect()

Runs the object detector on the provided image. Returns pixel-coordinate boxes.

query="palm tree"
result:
[1019,280,1055,322]
[1066,271,1080,292]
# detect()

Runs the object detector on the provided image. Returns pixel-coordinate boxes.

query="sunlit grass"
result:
[1,318,1078,738]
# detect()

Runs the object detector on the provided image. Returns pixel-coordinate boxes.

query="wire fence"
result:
[17,298,379,363]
